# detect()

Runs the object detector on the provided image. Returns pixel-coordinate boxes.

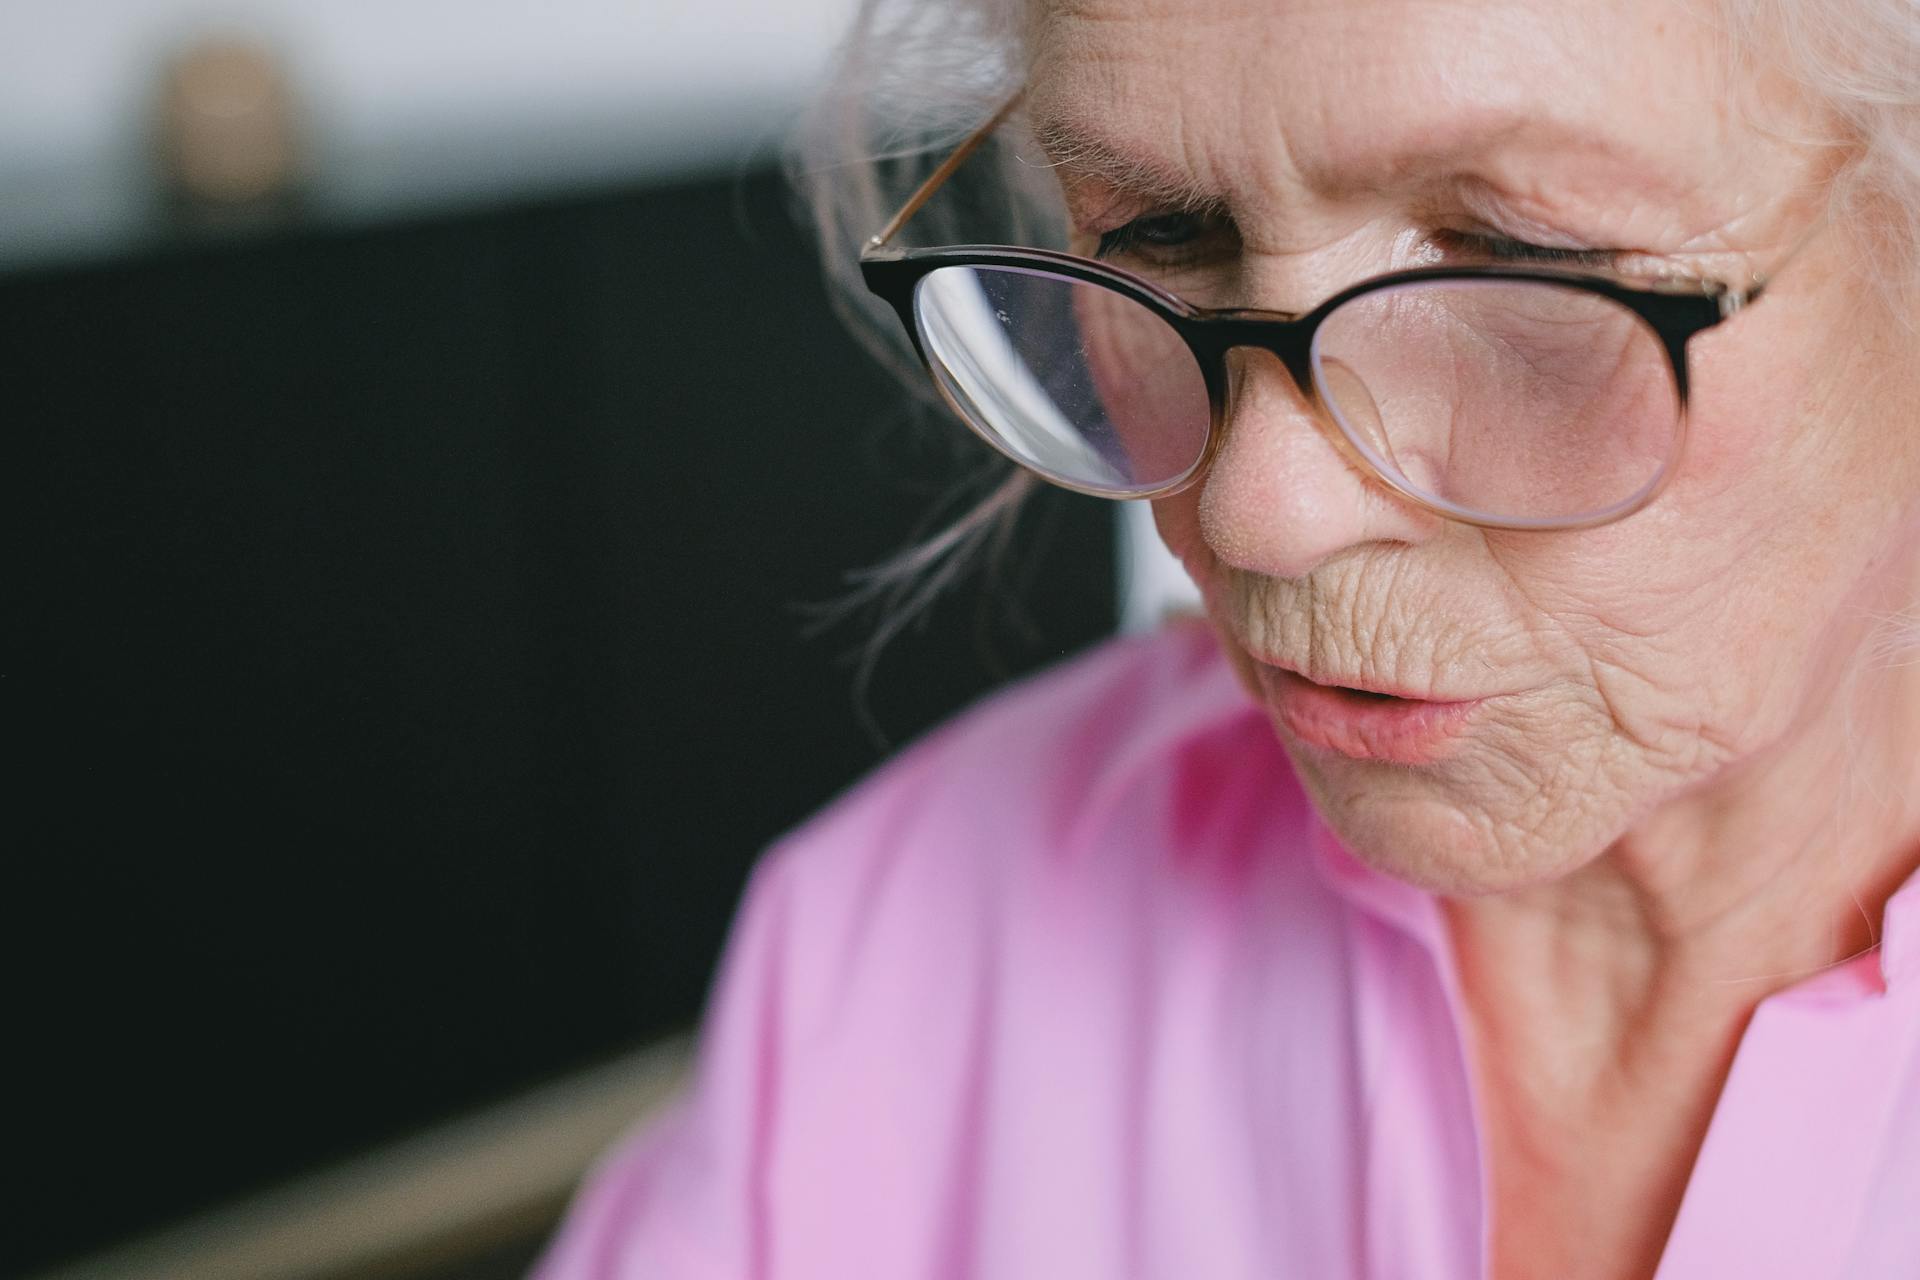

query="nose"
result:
[1195,348,1444,580]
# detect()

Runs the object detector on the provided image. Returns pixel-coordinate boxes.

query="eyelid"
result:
[1434,229,1712,292]
[1092,206,1234,260]
[1087,208,1685,291]
[1435,229,1622,268]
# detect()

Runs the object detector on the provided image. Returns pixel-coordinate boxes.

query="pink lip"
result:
[1256,664,1484,766]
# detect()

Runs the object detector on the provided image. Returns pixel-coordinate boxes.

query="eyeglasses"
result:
[858,94,1821,532]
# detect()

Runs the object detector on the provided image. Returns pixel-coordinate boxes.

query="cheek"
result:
[1077,288,1214,489]
[1671,282,1903,524]
[1477,446,1875,780]
[1146,488,1282,705]
[1608,304,1909,686]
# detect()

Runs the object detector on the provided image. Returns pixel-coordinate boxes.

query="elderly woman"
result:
[539,0,1920,1275]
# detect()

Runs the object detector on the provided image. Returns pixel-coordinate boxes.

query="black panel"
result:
[8,172,1114,1272]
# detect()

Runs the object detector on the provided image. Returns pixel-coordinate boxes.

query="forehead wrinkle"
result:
[1310,107,1691,209]
[1031,92,1708,249]
[1023,0,1756,245]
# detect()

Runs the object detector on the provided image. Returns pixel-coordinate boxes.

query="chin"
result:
[1275,725,1615,900]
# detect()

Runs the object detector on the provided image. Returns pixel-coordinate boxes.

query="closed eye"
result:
[1095,216,1620,273]
[1437,230,1623,271]
[1094,209,1234,262]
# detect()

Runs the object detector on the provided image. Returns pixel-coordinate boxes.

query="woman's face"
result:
[1028,0,1920,893]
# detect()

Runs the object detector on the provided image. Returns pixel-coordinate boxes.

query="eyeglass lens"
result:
[915,265,1212,496]
[912,265,1682,523]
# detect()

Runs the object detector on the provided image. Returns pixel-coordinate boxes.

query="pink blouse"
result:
[536,622,1920,1278]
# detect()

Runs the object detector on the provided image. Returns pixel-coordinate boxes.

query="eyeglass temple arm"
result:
[866,90,1028,251]
[1722,208,1830,315]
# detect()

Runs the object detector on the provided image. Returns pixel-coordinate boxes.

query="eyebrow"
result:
[1028,107,1695,235]
[1029,117,1228,217]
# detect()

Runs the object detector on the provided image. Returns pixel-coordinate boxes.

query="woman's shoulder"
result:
[533,624,1345,1277]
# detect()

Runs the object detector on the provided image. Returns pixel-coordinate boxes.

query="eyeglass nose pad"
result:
[1313,356,1457,501]
[1312,354,1396,468]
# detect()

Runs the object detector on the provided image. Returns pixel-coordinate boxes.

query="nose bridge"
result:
[1207,312,1319,399]
[1217,343,1343,468]
[1193,334,1442,580]
[1215,322,1361,475]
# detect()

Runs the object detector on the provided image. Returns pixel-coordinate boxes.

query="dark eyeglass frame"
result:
[858,92,1822,532]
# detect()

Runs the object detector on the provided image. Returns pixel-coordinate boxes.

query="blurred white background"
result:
[0,0,854,265]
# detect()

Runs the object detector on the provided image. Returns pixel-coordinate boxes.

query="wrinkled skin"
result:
[1026,1,1920,1275]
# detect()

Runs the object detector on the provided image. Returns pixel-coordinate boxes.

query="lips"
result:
[1254,661,1485,766]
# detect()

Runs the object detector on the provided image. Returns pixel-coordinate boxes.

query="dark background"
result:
[9,168,1116,1274]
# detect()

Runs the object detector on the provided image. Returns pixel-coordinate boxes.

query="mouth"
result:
[1252,661,1486,766]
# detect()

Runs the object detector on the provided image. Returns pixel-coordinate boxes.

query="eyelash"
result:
[1093,212,1622,271]
[1439,231,1622,269]
[1094,212,1219,261]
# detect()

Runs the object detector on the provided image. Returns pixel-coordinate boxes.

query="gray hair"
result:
[1726,1,1920,302]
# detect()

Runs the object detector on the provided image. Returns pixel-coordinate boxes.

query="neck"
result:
[1442,625,1920,1279]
